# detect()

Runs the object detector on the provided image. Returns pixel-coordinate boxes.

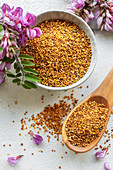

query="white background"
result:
[0,0,113,170]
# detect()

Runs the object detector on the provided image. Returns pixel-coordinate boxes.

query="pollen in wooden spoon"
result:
[65,101,108,147]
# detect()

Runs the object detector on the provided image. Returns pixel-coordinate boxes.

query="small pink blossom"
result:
[104,162,111,170]
[1,3,11,17]
[23,13,36,26]
[29,130,43,145]
[34,27,42,38]
[95,148,107,160]
[8,155,23,166]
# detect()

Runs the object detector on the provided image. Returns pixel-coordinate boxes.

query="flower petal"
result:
[33,134,43,145]
[106,18,112,25]
[104,162,111,170]
[24,13,36,26]
[2,3,11,16]
[0,62,6,70]
[0,75,4,84]
[34,27,42,38]
[106,10,112,18]
[96,150,106,159]
[88,11,94,19]
[8,157,18,166]
[12,7,23,17]
[104,23,112,31]
[97,16,103,28]
[6,62,12,70]
[0,51,5,61]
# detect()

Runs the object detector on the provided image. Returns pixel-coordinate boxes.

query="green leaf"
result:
[23,67,38,75]
[14,63,18,69]
[0,35,3,40]
[6,71,21,78]
[16,67,20,73]
[0,46,3,52]
[12,78,21,83]
[17,83,20,86]
[7,73,15,78]
[2,57,15,63]
[25,74,41,82]
[16,73,22,77]
[22,84,31,89]
[19,54,33,60]
[24,80,37,88]
[21,60,35,66]
[0,25,3,32]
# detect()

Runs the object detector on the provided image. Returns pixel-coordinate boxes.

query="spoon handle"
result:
[92,68,113,107]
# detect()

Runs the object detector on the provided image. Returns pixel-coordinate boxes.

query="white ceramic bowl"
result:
[35,11,97,91]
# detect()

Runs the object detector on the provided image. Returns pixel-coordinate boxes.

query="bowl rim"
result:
[35,10,97,91]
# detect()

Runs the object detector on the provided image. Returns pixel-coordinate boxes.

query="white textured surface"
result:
[0,1,113,170]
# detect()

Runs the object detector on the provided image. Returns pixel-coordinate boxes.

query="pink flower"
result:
[0,62,11,70]
[0,51,5,61]
[26,27,42,40]
[8,155,23,166]
[95,1,113,31]
[18,33,27,46]
[34,27,42,38]
[26,28,36,40]
[104,22,112,31]
[104,162,111,170]
[97,16,103,28]
[95,148,107,160]
[11,7,23,17]
[1,3,11,17]
[23,13,36,26]
[68,0,85,12]
[29,130,43,145]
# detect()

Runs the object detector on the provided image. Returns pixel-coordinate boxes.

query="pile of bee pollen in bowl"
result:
[21,19,92,87]
[65,101,108,147]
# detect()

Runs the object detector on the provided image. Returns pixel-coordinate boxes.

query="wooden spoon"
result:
[62,68,113,153]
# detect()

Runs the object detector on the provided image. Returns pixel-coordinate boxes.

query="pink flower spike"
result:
[34,27,42,38]
[104,162,111,170]
[29,130,43,145]
[8,155,23,166]
[95,148,107,160]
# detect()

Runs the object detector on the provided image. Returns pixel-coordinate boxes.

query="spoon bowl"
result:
[62,68,113,153]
